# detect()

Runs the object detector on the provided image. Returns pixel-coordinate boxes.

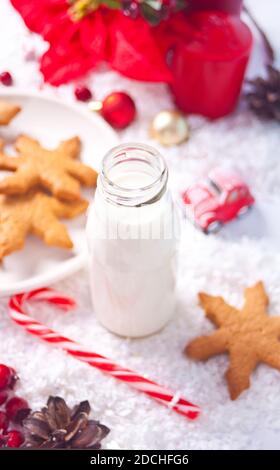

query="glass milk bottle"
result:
[86,143,179,338]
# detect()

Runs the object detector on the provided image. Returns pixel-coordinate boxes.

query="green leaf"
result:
[101,0,121,9]
[145,0,162,11]
[140,3,161,26]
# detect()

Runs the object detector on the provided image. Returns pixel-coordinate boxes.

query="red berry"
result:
[0,364,12,390]
[101,92,136,129]
[8,367,18,390]
[0,71,13,86]
[74,85,92,102]
[5,396,29,423]
[5,430,24,448]
[0,411,8,432]
[0,392,8,406]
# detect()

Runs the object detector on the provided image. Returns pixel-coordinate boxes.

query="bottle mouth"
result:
[99,143,168,207]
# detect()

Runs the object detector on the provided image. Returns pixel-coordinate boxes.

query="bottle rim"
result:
[99,143,168,207]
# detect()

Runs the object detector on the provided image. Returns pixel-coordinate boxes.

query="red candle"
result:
[189,0,243,15]
[169,11,253,119]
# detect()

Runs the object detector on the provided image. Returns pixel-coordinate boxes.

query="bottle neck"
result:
[98,143,168,207]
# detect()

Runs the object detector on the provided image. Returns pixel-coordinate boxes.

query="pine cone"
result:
[22,396,110,449]
[246,65,280,122]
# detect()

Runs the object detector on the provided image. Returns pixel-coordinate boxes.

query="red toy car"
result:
[183,167,255,234]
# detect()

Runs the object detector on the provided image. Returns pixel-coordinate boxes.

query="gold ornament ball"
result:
[150,110,190,146]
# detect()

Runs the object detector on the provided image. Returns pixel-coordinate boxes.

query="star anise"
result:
[22,396,110,449]
[246,65,280,122]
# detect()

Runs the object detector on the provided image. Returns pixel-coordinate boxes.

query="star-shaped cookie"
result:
[0,135,98,200]
[185,282,280,399]
[0,100,21,125]
[0,190,88,260]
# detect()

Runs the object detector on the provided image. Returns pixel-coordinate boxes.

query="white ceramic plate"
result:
[0,90,119,296]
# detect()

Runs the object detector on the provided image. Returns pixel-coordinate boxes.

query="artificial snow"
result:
[1,0,280,450]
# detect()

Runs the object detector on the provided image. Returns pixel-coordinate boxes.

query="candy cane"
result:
[9,288,200,420]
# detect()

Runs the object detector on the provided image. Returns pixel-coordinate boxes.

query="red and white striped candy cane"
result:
[9,288,200,420]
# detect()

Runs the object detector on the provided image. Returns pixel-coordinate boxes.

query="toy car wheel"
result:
[205,221,223,234]
[237,205,251,217]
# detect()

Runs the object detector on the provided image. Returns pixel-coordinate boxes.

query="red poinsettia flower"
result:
[11,0,173,85]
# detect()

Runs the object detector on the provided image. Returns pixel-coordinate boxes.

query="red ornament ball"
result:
[101,92,136,129]
[74,85,92,102]
[0,71,13,86]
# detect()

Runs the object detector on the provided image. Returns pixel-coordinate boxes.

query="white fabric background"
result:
[0,0,280,450]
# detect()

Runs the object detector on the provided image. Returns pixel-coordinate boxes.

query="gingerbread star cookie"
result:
[185,282,280,399]
[0,135,98,200]
[0,190,88,260]
[0,100,21,125]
